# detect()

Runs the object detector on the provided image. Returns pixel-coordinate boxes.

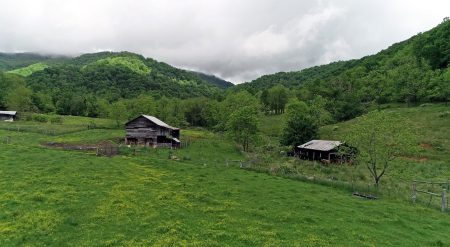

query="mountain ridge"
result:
[237,18,450,101]
[0,51,234,91]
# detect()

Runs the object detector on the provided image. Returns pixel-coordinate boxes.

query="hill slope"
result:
[6,62,49,76]
[256,103,450,204]
[191,71,234,89]
[238,19,450,105]
[1,51,232,99]
[0,52,65,71]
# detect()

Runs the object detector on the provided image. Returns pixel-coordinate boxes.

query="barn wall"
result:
[125,116,180,148]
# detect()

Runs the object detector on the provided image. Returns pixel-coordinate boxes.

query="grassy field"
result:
[6,62,49,76]
[1,112,450,246]
[0,114,117,137]
[255,104,450,205]
[320,104,450,182]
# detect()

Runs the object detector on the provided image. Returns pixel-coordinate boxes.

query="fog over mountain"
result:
[0,0,449,83]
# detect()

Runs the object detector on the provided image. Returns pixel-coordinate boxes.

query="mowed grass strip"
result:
[0,142,449,246]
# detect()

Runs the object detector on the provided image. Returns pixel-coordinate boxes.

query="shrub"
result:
[420,103,433,107]
[32,114,48,123]
[87,121,97,129]
[50,116,63,124]
[438,111,450,118]
[22,113,33,121]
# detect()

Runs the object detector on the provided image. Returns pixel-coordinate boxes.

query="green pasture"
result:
[0,109,449,245]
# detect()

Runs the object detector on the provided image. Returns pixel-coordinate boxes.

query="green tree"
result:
[295,87,313,102]
[125,95,156,119]
[165,98,186,127]
[6,85,34,112]
[184,97,207,126]
[344,110,416,187]
[260,89,270,113]
[109,101,127,127]
[217,91,260,130]
[70,95,87,116]
[96,99,111,118]
[268,85,288,114]
[31,92,55,113]
[308,96,333,126]
[227,106,259,152]
[156,96,171,121]
[280,101,318,147]
[413,18,450,69]
[0,73,26,109]
[183,97,219,128]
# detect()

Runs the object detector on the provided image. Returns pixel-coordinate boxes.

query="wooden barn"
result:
[125,115,180,148]
[295,140,347,163]
[0,111,17,122]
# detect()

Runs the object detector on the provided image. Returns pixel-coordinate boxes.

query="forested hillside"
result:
[26,52,224,98]
[191,71,234,89]
[0,53,66,71]
[237,18,450,120]
[0,51,235,120]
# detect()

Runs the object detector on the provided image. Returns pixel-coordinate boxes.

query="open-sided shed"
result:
[295,140,346,162]
[0,111,17,122]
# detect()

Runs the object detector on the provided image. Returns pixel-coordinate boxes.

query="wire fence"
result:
[412,180,449,212]
[240,161,449,212]
[0,123,93,136]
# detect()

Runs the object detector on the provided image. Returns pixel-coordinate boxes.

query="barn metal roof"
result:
[142,115,179,130]
[0,111,17,116]
[297,140,342,151]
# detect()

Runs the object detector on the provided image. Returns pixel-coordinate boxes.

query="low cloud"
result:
[0,0,449,83]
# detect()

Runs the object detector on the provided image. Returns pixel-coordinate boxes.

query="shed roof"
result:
[126,115,179,130]
[297,140,342,151]
[0,111,17,116]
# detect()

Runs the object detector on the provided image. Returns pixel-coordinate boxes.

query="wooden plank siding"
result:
[124,115,180,149]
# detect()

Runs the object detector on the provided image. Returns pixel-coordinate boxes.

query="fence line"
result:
[239,161,450,212]
[0,122,119,136]
[412,180,448,212]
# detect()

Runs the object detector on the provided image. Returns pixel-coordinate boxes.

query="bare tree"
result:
[345,110,416,188]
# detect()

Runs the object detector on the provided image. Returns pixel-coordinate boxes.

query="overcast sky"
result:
[0,0,449,83]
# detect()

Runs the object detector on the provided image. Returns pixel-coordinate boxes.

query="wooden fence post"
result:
[412,181,417,204]
[442,189,447,212]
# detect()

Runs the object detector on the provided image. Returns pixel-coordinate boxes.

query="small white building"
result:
[0,111,17,122]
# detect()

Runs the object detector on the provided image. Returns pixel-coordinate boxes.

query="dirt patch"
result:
[44,141,119,156]
[420,143,432,149]
[400,156,428,162]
